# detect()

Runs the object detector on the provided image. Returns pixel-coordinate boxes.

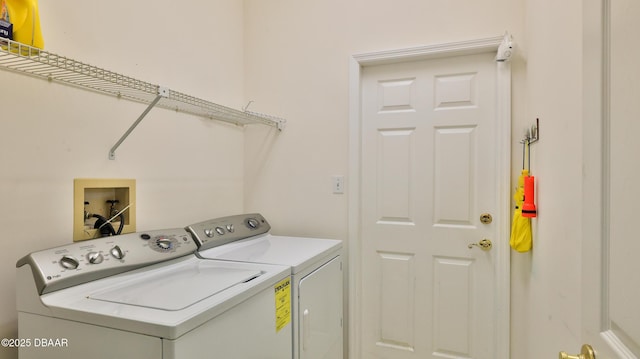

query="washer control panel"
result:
[186,213,271,251]
[17,228,197,295]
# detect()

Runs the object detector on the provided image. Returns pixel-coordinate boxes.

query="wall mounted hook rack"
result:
[520,118,540,145]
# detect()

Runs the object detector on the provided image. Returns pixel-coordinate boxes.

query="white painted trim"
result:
[601,330,638,359]
[582,1,638,358]
[347,55,363,359]
[348,36,511,359]
[495,59,512,359]
[352,36,505,65]
[582,0,607,346]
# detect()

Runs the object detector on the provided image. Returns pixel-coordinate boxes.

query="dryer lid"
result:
[198,234,342,274]
[88,261,261,311]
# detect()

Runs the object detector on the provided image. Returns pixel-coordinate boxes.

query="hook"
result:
[519,118,540,145]
[529,118,540,144]
[518,118,539,172]
[521,140,525,170]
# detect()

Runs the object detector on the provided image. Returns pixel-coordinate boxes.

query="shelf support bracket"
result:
[109,87,169,160]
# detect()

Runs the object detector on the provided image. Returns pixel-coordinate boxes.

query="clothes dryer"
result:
[187,213,343,359]
[16,228,292,359]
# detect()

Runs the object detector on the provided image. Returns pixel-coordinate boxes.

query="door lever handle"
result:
[559,344,596,359]
[468,239,492,251]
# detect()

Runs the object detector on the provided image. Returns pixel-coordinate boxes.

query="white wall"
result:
[242,0,525,238]
[0,1,594,358]
[243,1,586,359]
[511,0,584,358]
[0,1,246,358]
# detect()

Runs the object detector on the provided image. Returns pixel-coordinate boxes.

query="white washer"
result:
[187,213,343,359]
[16,228,292,359]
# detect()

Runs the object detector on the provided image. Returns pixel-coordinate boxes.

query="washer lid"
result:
[88,261,261,311]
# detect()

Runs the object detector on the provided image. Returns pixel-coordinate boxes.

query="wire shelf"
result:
[0,39,286,129]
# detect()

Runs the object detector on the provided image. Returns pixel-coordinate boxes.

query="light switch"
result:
[332,175,345,194]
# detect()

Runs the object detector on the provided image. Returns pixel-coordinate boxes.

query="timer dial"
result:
[156,237,173,250]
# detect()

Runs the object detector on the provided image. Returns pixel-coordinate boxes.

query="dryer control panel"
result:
[187,213,271,251]
[17,228,197,295]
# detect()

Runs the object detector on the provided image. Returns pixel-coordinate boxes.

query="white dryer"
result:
[16,228,292,359]
[187,213,343,359]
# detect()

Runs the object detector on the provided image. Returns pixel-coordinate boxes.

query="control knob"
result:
[60,255,79,270]
[156,238,173,250]
[204,228,215,238]
[110,245,125,259]
[87,252,104,264]
[246,218,260,230]
[215,227,225,235]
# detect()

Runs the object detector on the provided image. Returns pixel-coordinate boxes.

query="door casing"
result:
[348,36,512,359]
[583,0,640,357]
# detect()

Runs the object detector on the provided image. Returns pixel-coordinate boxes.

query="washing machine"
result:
[186,213,343,359]
[16,228,292,359]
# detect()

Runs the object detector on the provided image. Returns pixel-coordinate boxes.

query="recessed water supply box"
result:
[73,179,136,241]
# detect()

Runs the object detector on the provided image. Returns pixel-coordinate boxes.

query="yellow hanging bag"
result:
[2,0,44,49]
[510,169,533,252]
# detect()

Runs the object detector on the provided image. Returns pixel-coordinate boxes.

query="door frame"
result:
[347,36,512,359]
[582,1,637,357]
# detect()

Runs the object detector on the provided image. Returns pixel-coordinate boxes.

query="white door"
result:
[581,0,640,358]
[359,51,502,359]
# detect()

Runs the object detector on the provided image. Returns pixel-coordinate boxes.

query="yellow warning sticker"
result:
[274,277,291,332]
